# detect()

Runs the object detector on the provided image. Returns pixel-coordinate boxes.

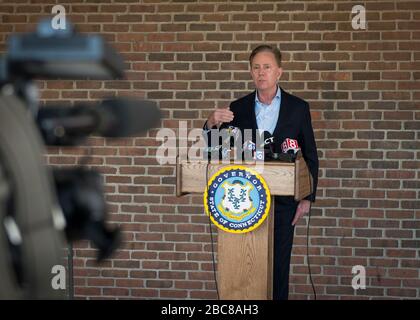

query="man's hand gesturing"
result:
[207,107,234,128]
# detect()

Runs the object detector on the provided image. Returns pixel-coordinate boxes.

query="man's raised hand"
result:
[207,107,234,128]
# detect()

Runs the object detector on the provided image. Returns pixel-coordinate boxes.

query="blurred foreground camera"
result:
[53,168,119,262]
[0,19,161,298]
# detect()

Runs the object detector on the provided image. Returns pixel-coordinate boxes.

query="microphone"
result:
[256,131,276,161]
[226,125,240,140]
[223,126,241,161]
[204,145,222,153]
[242,139,258,161]
[281,138,300,155]
[37,97,161,145]
[261,131,275,150]
[220,146,231,159]
[280,138,301,162]
[256,133,300,162]
[204,145,232,161]
[205,126,240,160]
[224,125,241,150]
[243,140,256,152]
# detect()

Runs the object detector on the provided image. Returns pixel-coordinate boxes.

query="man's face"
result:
[250,51,283,93]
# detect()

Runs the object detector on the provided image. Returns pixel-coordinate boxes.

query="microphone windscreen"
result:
[99,98,161,137]
[281,138,300,154]
[262,131,274,149]
[263,130,272,141]
[243,140,256,151]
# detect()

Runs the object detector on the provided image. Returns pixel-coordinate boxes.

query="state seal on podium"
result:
[204,165,271,233]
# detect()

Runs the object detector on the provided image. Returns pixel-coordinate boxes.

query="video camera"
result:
[0,19,161,299]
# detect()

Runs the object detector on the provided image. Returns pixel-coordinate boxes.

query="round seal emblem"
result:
[204,165,271,233]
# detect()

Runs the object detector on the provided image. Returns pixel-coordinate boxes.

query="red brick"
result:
[131,289,158,297]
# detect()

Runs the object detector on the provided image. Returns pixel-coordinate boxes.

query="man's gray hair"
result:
[249,45,282,67]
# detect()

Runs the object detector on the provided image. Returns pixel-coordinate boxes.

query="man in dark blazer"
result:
[203,45,319,300]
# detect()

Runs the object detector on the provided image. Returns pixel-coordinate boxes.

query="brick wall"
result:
[1,0,419,299]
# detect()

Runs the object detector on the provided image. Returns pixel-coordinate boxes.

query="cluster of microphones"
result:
[205,126,301,162]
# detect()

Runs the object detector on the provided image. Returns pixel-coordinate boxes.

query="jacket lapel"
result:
[247,90,258,132]
[272,87,288,139]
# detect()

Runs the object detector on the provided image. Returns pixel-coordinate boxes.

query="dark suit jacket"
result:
[205,87,319,203]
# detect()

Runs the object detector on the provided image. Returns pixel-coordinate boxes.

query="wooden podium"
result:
[176,157,313,299]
